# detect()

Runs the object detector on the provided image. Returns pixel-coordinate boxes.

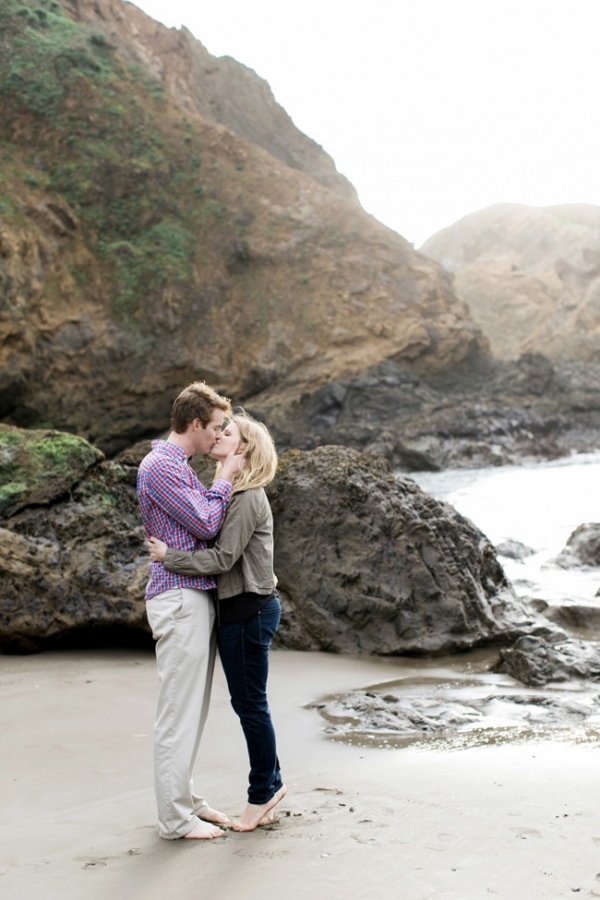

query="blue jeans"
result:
[217,595,283,805]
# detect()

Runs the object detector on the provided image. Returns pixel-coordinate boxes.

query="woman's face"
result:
[210,420,244,460]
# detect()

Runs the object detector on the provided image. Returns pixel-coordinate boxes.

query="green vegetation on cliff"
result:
[0,0,237,322]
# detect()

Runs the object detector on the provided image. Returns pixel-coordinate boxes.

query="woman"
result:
[148,412,286,832]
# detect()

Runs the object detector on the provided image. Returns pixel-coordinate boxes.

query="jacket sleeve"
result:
[162,492,258,576]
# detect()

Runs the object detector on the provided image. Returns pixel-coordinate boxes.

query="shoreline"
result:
[1,647,599,899]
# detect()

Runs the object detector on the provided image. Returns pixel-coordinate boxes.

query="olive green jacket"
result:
[162,487,277,600]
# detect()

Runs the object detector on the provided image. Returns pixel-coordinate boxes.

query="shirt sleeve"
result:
[163,492,257,575]
[147,456,231,539]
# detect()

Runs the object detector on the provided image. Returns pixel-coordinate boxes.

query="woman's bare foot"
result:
[231,785,287,832]
[257,808,275,826]
[197,804,231,826]
[183,820,226,840]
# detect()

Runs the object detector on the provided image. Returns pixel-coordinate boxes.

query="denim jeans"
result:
[217,595,283,805]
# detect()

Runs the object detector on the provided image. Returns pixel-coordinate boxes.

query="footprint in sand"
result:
[233,848,291,859]
[424,832,457,852]
[350,833,377,844]
[510,827,541,839]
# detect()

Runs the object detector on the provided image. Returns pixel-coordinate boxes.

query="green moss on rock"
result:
[0,425,104,518]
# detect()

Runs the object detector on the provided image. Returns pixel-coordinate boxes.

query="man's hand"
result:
[219,450,246,483]
[148,536,168,562]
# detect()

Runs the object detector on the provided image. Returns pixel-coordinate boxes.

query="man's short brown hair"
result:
[170,381,232,433]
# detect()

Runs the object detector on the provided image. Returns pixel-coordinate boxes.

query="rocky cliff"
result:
[0,0,485,455]
[0,425,552,655]
[64,0,359,203]
[421,203,600,363]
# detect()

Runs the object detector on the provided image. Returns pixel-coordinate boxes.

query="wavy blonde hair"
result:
[214,411,278,494]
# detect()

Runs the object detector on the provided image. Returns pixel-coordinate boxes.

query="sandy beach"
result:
[1,647,599,900]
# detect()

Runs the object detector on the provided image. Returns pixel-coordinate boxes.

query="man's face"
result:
[194,409,226,455]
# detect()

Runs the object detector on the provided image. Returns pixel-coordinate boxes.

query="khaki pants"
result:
[146,587,217,839]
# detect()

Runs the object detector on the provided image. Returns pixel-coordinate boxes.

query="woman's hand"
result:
[148,536,168,562]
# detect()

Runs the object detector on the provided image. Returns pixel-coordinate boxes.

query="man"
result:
[137,381,244,840]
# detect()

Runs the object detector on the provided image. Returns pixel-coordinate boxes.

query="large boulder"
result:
[0,428,555,654]
[266,445,553,654]
[493,634,600,686]
[0,431,149,653]
[549,523,600,568]
[0,423,103,517]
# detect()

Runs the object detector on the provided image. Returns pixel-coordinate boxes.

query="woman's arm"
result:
[148,492,260,576]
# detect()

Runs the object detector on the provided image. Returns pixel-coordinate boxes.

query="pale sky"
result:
[130,0,600,247]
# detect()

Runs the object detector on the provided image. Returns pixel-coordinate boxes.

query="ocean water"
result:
[407,451,600,605]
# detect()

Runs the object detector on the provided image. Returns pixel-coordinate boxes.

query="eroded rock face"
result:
[0,429,552,654]
[3,5,600,469]
[310,684,600,745]
[0,0,486,455]
[265,446,551,654]
[264,354,600,471]
[549,523,600,568]
[493,634,600,686]
[421,203,600,363]
[496,540,536,561]
[0,454,149,654]
[64,0,358,202]
[0,424,103,517]
[535,602,600,634]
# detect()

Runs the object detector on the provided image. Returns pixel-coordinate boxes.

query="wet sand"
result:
[1,647,599,900]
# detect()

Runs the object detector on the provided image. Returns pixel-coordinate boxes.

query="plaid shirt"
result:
[137,440,231,600]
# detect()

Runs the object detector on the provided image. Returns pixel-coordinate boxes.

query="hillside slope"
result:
[0,0,486,453]
[421,203,600,362]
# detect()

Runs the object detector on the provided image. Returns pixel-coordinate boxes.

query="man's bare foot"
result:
[231,785,287,832]
[197,804,231,825]
[183,820,226,840]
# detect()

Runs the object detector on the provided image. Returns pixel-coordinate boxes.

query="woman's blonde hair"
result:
[214,411,278,494]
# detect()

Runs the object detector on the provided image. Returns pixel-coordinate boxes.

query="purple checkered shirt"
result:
[137,440,232,600]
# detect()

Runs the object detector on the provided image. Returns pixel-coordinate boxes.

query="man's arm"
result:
[146,456,231,540]
[162,492,258,575]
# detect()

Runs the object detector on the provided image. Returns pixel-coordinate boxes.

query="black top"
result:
[215,590,276,625]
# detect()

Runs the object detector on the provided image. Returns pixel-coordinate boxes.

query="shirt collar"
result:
[151,439,188,461]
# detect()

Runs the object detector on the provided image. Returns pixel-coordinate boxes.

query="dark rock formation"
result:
[534,601,600,635]
[0,428,554,655]
[0,423,103,517]
[492,634,600,686]
[421,203,600,363]
[264,354,600,470]
[310,683,600,745]
[265,446,553,654]
[549,523,600,568]
[495,540,536,561]
[0,429,149,653]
